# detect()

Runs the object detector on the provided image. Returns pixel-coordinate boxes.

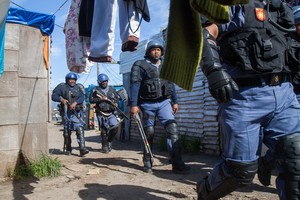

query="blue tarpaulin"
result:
[0,0,10,77]
[6,7,55,36]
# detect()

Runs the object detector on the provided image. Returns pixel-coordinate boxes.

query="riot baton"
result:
[135,113,154,164]
[62,104,68,153]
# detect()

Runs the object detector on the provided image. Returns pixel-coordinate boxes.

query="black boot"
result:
[76,127,89,156]
[63,129,72,155]
[257,156,276,186]
[101,129,109,153]
[143,152,153,173]
[196,179,210,200]
[167,123,191,174]
[106,126,118,152]
[171,142,191,174]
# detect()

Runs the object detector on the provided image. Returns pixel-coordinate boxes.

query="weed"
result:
[179,135,201,154]
[9,153,62,179]
[158,135,201,154]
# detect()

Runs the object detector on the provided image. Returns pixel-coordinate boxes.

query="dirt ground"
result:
[0,121,280,200]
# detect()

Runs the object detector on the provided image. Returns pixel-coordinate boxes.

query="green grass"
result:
[10,153,62,179]
[158,135,201,153]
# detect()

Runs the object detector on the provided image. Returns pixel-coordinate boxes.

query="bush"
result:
[10,153,62,179]
[179,135,201,154]
[158,135,201,154]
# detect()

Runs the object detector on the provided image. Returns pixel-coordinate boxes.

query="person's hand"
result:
[101,96,108,100]
[293,73,300,85]
[172,104,178,115]
[60,97,68,105]
[70,102,77,110]
[206,70,239,104]
[130,106,139,118]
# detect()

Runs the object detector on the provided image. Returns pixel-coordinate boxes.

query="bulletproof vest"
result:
[77,83,87,112]
[95,86,117,113]
[60,83,83,111]
[218,0,291,73]
[136,60,173,100]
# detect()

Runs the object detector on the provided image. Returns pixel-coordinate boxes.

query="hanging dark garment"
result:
[134,0,150,22]
[78,0,95,37]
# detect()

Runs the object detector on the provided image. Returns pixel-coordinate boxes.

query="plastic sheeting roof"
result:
[6,7,55,36]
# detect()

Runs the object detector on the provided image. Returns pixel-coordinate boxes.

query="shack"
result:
[0,8,54,177]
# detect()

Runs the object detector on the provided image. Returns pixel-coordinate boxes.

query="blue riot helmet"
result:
[145,39,164,59]
[65,72,78,82]
[97,73,109,89]
[293,6,300,25]
[65,72,78,87]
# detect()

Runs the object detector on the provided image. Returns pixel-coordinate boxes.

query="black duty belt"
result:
[234,74,290,87]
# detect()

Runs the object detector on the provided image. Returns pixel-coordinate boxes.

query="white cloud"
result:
[140,1,170,40]
[50,46,62,57]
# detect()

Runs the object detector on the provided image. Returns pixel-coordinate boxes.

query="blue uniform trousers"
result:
[97,114,118,131]
[207,82,300,198]
[140,98,175,152]
[63,110,85,145]
[140,98,175,127]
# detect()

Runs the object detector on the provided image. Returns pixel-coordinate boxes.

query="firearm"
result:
[135,113,154,164]
[63,104,68,153]
[66,101,86,125]
[95,91,129,120]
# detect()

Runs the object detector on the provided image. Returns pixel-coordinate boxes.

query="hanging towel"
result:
[78,0,94,37]
[65,0,93,73]
[134,0,150,22]
[160,0,249,91]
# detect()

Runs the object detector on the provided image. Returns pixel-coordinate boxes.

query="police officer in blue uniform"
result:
[89,73,120,153]
[197,1,300,199]
[257,3,300,189]
[130,39,190,174]
[52,72,89,156]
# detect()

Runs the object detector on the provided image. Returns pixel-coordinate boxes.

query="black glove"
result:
[292,73,300,85]
[206,70,239,104]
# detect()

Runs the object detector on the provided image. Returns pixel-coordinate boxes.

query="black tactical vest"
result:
[135,60,173,100]
[94,86,117,113]
[218,0,293,73]
[60,83,84,111]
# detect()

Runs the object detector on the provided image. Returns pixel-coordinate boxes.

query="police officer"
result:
[130,39,190,174]
[292,5,300,101]
[196,1,300,199]
[89,73,120,153]
[51,72,89,156]
[257,3,300,188]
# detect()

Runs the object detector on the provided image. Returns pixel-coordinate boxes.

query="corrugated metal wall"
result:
[119,32,220,155]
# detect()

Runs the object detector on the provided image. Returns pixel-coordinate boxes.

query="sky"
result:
[9,0,170,89]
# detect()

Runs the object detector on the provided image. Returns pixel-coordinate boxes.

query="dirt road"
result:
[0,122,279,200]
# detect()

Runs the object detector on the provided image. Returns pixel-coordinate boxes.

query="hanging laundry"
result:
[78,0,94,37]
[64,0,93,73]
[88,0,150,63]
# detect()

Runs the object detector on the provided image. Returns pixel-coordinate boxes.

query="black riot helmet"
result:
[144,39,164,59]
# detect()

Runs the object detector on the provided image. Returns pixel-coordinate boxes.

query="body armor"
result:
[218,0,294,73]
[134,60,173,100]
